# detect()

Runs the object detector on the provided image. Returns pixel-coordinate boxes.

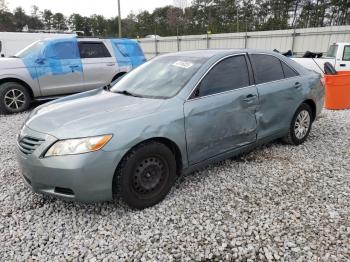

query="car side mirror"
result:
[190,86,200,99]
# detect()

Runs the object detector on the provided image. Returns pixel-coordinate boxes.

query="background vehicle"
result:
[0,32,74,57]
[17,49,324,209]
[0,37,146,114]
[292,42,350,74]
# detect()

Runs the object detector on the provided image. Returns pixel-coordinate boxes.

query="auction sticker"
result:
[172,61,194,69]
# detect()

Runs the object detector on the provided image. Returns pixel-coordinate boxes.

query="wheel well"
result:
[111,72,127,82]
[0,78,34,99]
[303,99,316,121]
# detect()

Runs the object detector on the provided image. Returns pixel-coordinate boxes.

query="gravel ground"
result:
[0,109,349,261]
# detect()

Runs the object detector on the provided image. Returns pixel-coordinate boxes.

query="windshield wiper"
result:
[115,90,143,98]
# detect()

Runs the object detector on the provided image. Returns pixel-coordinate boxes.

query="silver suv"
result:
[0,37,146,114]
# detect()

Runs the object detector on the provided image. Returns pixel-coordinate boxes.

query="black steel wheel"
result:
[115,141,177,209]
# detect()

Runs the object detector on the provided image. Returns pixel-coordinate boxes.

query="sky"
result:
[7,0,175,18]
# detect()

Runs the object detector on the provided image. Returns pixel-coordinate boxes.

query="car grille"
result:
[18,136,45,155]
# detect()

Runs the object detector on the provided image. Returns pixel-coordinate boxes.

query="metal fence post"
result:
[291,27,296,53]
[206,33,210,49]
[177,36,180,52]
[155,37,158,56]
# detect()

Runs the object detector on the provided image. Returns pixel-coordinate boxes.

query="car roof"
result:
[162,49,279,58]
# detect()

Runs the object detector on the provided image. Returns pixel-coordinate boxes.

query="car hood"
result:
[0,57,25,69]
[26,88,166,138]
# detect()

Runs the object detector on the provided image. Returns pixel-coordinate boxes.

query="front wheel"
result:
[0,82,31,114]
[283,103,313,145]
[115,141,177,209]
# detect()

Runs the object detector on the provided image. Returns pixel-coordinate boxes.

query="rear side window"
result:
[78,42,111,58]
[343,46,350,61]
[281,62,298,78]
[250,54,284,84]
[115,42,144,57]
[197,55,250,97]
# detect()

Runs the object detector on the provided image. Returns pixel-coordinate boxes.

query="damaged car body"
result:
[16,49,324,209]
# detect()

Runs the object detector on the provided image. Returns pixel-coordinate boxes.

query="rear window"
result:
[250,54,284,84]
[78,42,111,58]
[326,45,338,58]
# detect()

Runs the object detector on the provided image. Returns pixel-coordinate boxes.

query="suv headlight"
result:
[45,135,112,157]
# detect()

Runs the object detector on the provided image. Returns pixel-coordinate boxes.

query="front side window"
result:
[46,41,79,60]
[251,54,284,84]
[196,55,250,97]
[110,55,207,98]
[343,46,350,61]
[79,42,111,58]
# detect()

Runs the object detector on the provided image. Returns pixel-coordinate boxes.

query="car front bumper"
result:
[16,126,123,202]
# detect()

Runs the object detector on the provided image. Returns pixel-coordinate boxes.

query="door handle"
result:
[243,94,257,102]
[106,63,115,66]
[294,82,302,88]
[69,65,80,72]
[340,64,346,67]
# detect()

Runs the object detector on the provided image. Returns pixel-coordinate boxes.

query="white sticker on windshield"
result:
[172,61,194,69]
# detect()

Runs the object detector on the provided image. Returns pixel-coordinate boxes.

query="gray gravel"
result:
[0,109,349,261]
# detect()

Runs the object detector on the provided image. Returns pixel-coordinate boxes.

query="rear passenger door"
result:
[249,53,302,139]
[184,54,258,165]
[78,41,117,90]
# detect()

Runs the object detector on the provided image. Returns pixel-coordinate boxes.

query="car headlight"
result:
[45,135,112,157]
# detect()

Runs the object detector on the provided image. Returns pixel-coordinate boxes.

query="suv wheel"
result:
[115,141,177,209]
[283,103,313,145]
[0,82,31,114]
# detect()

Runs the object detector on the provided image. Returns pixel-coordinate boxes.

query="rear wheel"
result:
[283,103,313,145]
[0,82,31,114]
[115,141,177,209]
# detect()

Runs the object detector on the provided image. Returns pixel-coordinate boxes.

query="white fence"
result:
[138,25,350,59]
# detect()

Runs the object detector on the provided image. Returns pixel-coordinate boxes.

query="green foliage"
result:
[0,0,349,36]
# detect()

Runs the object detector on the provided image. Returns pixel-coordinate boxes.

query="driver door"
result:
[184,54,258,165]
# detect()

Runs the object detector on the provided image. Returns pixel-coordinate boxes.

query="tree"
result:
[42,9,53,30]
[13,7,28,31]
[0,0,7,12]
[52,12,67,30]
[27,5,44,30]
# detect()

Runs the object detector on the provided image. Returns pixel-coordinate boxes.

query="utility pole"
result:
[236,3,239,32]
[118,0,122,37]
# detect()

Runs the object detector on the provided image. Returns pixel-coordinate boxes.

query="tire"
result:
[115,141,177,209]
[0,82,31,114]
[283,103,313,145]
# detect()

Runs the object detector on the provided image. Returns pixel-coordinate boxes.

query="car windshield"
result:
[110,55,207,99]
[15,41,44,58]
[326,45,338,58]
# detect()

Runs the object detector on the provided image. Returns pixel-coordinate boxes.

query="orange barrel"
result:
[324,71,350,110]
